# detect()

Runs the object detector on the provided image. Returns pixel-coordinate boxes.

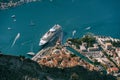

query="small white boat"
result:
[27,52,35,56]
[8,27,12,30]
[85,26,91,30]
[13,19,16,22]
[72,30,76,37]
[27,44,35,56]
[11,15,15,18]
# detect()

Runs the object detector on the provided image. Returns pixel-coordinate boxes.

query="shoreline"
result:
[0,0,41,10]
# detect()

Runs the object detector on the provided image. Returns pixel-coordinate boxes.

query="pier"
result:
[32,47,52,61]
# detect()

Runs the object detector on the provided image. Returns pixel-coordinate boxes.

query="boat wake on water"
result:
[21,40,31,45]
[72,30,76,36]
[11,33,20,48]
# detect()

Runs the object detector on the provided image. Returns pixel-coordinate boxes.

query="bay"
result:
[0,0,120,57]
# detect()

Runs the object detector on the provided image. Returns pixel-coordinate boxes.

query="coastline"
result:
[0,54,116,80]
[0,0,41,10]
[0,32,120,79]
[0,0,120,79]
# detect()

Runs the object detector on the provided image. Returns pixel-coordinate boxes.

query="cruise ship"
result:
[39,24,62,46]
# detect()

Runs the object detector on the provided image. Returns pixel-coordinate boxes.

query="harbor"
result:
[0,0,120,79]
[1,0,120,57]
[32,27,106,72]
[31,25,120,76]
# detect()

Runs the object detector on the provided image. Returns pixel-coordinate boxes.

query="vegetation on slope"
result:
[67,35,96,48]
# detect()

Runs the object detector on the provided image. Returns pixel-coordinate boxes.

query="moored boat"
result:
[27,52,35,56]
[39,24,62,46]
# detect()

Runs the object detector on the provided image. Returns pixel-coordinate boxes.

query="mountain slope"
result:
[0,54,117,80]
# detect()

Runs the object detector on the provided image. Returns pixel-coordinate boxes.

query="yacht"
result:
[39,24,62,46]
[27,52,35,56]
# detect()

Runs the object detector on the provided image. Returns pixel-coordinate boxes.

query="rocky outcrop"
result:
[0,54,117,80]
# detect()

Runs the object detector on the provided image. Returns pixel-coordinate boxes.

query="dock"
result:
[32,47,52,61]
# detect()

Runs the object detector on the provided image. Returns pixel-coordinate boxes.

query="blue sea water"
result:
[0,0,120,57]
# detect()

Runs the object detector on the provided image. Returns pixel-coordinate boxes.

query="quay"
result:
[32,47,52,61]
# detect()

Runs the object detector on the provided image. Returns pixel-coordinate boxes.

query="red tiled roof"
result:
[111,67,119,71]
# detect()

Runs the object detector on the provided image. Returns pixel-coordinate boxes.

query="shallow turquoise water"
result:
[0,0,120,57]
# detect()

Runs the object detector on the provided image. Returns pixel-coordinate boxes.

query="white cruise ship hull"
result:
[39,24,62,46]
